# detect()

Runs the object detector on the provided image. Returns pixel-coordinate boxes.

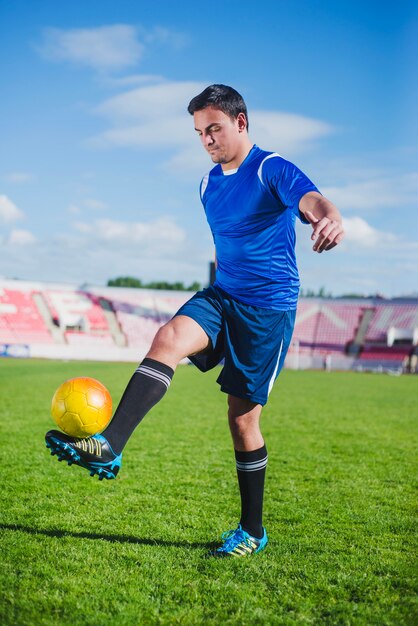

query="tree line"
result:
[107,277,384,299]
[107,276,201,291]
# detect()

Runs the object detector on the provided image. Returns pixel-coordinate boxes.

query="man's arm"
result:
[299,191,344,253]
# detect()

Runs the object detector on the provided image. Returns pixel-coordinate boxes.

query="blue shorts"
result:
[175,285,296,405]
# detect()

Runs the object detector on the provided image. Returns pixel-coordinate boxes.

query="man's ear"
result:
[237,112,247,132]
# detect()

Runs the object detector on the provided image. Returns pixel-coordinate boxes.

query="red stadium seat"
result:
[0,288,54,344]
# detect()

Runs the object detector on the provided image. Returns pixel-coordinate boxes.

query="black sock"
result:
[235,445,268,539]
[101,358,174,454]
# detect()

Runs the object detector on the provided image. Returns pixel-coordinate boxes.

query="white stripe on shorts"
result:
[267,338,284,397]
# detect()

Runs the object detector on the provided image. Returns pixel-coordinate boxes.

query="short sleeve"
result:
[199,173,209,202]
[260,155,320,223]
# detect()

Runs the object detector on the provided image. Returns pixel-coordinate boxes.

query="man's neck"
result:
[221,140,254,172]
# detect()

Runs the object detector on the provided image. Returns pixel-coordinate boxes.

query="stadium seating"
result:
[352,344,412,373]
[0,288,54,344]
[360,345,411,360]
[86,285,191,318]
[291,300,321,348]
[292,300,366,354]
[43,289,111,334]
[86,286,192,352]
[115,311,162,349]
[365,304,418,342]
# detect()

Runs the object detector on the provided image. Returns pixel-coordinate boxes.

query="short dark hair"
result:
[187,84,249,130]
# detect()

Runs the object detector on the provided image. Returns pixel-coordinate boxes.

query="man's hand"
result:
[299,191,344,253]
[305,210,344,253]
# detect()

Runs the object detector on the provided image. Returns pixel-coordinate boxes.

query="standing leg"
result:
[228,395,267,539]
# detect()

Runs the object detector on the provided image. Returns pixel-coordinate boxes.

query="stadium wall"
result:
[28,342,145,363]
[1,279,417,372]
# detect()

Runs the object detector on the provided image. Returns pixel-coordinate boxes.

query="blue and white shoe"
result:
[45,430,122,480]
[212,524,268,557]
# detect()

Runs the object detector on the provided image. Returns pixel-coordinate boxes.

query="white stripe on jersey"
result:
[257,153,282,186]
[200,173,209,200]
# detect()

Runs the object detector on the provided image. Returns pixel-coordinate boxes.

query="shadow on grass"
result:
[0,523,215,550]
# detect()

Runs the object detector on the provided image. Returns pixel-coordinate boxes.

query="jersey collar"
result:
[217,144,260,176]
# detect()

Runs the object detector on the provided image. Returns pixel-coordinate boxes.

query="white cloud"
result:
[0,195,24,222]
[141,25,188,49]
[251,111,333,154]
[322,172,418,211]
[90,80,334,168]
[38,24,188,74]
[74,217,186,245]
[7,229,36,245]
[89,80,206,152]
[103,217,185,245]
[3,172,35,184]
[100,73,166,89]
[38,25,144,71]
[164,145,211,178]
[342,216,396,247]
[73,221,91,233]
[83,198,108,210]
[94,81,204,123]
[91,116,193,149]
[68,204,82,214]
[0,230,209,286]
[68,200,108,215]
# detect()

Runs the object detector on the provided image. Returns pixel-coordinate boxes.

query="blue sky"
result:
[0,0,417,296]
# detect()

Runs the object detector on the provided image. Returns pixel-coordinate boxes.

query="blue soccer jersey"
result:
[199,144,319,310]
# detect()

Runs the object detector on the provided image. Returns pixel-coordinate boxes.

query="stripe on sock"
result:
[135,364,172,389]
[236,455,268,472]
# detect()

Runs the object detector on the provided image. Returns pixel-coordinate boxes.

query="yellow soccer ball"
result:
[51,377,112,438]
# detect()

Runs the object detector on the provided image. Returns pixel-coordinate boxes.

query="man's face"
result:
[193,106,245,165]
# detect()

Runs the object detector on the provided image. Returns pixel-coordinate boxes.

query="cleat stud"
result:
[51,451,56,456]
[46,443,51,449]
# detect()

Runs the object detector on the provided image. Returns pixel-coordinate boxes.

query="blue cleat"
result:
[45,430,122,480]
[212,524,268,557]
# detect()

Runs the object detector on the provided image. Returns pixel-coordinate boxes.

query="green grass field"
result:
[0,359,417,626]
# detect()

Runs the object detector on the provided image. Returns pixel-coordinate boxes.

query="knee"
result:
[228,397,262,441]
[228,397,263,450]
[148,316,209,368]
[151,322,179,352]
[228,412,251,441]
[228,405,256,439]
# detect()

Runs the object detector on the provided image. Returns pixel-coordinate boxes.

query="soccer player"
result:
[46,85,344,557]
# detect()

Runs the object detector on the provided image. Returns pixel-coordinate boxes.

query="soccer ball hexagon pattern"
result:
[51,377,112,438]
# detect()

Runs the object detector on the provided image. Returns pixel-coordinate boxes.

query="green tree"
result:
[107,276,143,288]
[107,277,201,291]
